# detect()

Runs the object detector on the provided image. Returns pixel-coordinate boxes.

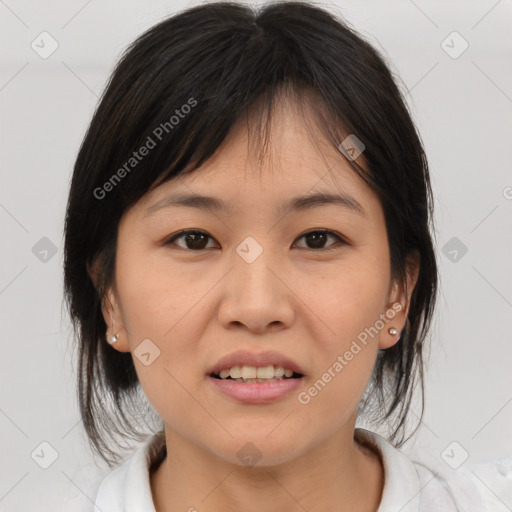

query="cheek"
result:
[296,314,379,435]
[114,243,212,411]
[293,253,388,406]
[115,243,192,340]
[298,252,390,345]
[299,358,375,433]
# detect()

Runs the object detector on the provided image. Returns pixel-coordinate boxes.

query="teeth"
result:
[216,365,298,380]
[230,366,242,379]
[241,366,257,379]
[257,366,274,379]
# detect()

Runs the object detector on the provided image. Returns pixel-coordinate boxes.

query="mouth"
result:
[206,367,306,403]
[209,365,305,383]
[206,350,307,403]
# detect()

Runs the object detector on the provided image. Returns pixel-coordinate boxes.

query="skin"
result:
[93,95,419,512]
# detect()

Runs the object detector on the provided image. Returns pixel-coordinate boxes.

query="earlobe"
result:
[378,300,404,350]
[102,292,117,347]
[379,253,420,350]
[101,289,131,353]
[87,261,125,350]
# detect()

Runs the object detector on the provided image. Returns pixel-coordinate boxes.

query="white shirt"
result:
[81,429,511,511]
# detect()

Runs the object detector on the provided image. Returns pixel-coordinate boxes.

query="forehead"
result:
[133,95,378,220]
[140,161,371,225]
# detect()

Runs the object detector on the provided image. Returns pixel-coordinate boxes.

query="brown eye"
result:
[164,229,348,252]
[294,230,347,251]
[164,230,216,251]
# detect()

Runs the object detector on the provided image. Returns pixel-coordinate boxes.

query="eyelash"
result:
[162,229,349,252]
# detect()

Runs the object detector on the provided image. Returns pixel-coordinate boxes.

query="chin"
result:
[209,433,309,469]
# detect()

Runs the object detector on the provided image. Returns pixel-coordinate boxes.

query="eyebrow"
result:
[144,191,366,218]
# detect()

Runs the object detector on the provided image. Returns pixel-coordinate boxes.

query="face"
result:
[99,97,418,467]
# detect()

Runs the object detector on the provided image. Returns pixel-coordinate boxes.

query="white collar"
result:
[355,429,421,512]
[94,428,436,512]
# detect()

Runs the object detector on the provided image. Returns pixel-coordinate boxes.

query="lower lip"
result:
[207,375,305,403]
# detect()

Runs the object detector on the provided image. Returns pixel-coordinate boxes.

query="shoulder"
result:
[355,428,512,512]
[91,432,165,512]
[411,456,512,512]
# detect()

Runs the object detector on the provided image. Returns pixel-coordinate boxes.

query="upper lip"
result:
[208,349,306,376]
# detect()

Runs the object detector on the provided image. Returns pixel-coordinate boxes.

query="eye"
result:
[164,230,217,251]
[294,230,348,251]
[163,229,348,252]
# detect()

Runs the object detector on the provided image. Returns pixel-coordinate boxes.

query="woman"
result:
[63,1,511,510]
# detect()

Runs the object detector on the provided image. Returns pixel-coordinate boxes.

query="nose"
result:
[217,245,295,333]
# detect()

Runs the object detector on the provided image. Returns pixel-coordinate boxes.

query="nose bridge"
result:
[232,233,280,300]
[218,233,294,331]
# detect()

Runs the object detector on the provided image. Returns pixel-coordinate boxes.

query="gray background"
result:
[1,0,511,510]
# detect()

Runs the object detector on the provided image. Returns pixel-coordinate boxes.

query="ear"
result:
[86,259,100,290]
[379,251,420,350]
[87,259,131,353]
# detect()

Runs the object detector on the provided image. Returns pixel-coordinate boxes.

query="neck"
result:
[150,427,384,512]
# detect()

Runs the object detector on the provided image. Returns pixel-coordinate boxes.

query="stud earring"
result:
[388,327,398,336]
[107,315,119,345]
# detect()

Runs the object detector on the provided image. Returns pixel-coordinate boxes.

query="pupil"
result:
[307,232,327,249]
[186,232,207,250]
